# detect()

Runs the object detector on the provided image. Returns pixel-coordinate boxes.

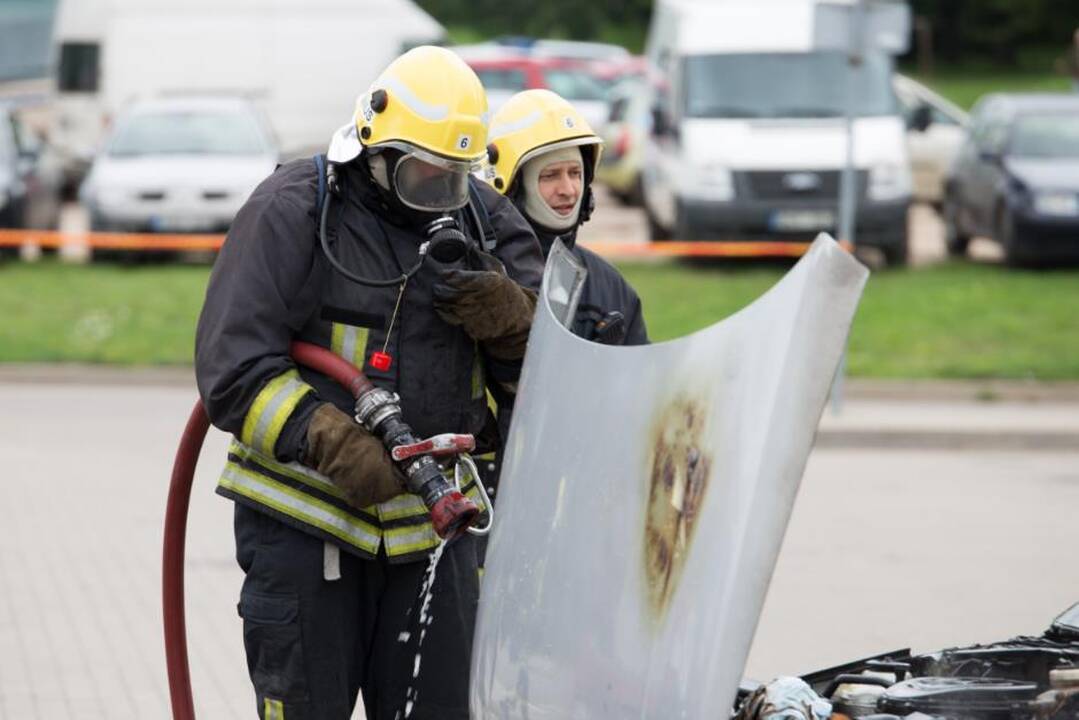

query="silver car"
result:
[80,96,277,235]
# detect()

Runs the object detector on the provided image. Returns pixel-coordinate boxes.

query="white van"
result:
[49,0,445,189]
[641,0,912,265]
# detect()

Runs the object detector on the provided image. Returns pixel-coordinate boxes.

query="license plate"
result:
[769,209,835,232]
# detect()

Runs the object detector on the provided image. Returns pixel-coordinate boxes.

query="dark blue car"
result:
[943,93,1079,266]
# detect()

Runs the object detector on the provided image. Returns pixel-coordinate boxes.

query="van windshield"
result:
[682,52,896,119]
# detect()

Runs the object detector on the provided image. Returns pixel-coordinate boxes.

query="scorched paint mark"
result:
[644,394,712,621]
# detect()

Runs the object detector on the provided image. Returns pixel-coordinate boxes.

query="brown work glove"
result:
[303,403,405,508]
[433,250,538,361]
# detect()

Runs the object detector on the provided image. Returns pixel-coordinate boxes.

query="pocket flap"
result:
[237,591,299,625]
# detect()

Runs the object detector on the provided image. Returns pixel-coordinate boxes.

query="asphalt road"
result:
[1,379,1076,718]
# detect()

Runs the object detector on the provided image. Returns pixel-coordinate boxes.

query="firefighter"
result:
[194,46,543,720]
[485,88,648,346]
[474,90,648,512]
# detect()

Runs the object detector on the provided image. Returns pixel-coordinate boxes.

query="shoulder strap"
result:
[467,180,498,253]
[313,154,327,211]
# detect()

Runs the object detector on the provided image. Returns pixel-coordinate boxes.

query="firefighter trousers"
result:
[233,503,479,720]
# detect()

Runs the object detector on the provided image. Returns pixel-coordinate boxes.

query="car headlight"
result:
[868,162,912,202]
[682,163,734,202]
[1033,191,1079,217]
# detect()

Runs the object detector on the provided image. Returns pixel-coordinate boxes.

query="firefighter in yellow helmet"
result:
[195,46,542,719]
[486,88,647,345]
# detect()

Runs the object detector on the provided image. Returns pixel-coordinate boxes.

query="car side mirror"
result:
[978,148,1002,165]
[908,103,932,133]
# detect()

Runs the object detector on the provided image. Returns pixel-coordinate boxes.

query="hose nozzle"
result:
[429,490,480,539]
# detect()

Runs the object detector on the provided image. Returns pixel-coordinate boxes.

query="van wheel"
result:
[673,202,697,241]
[882,232,910,267]
[646,205,670,242]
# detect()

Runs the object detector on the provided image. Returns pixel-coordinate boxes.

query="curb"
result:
[815,429,1079,452]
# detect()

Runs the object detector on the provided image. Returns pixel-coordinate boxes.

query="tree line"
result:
[418,0,1079,64]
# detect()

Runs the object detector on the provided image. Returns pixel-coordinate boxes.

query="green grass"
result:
[0,261,210,365]
[2,259,1078,379]
[911,68,1073,110]
[621,260,1079,380]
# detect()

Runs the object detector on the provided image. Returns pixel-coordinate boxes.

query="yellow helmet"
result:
[484,89,603,195]
[326,46,489,212]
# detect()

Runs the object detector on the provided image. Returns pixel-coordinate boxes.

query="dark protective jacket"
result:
[525,219,648,347]
[195,158,543,563]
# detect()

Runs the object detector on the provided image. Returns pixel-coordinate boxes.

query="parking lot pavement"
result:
[2,378,1077,718]
[580,186,1006,267]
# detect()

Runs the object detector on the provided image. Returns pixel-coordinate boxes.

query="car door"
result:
[897,79,969,204]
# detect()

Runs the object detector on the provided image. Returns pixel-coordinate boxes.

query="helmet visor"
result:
[392,151,472,212]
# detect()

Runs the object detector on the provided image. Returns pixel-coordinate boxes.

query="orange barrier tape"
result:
[0,228,851,258]
[0,228,225,250]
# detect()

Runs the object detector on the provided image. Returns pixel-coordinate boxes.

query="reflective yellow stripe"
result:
[471,349,484,399]
[263,697,284,720]
[330,322,369,368]
[377,492,428,521]
[383,522,440,556]
[241,370,314,457]
[219,463,381,555]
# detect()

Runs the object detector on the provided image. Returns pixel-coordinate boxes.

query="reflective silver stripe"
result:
[220,465,380,553]
[341,325,360,367]
[382,74,449,122]
[251,377,305,453]
[489,109,542,140]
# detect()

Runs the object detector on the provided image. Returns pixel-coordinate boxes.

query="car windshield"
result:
[543,68,608,102]
[1010,114,1079,159]
[108,110,268,157]
[683,52,896,119]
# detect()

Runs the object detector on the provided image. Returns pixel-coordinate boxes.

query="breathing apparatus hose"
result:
[317,160,471,288]
[163,341,482,719]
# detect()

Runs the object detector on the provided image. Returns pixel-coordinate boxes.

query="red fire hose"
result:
[163,342,484,719]
[162,342,371,719]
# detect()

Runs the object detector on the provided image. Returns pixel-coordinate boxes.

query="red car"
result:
[463,55,611,131]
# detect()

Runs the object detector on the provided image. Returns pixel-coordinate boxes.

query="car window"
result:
[0,114,14,164]
[543,69,608,102]
[107,110,269,157]
[475,69,528,92]
[1010,114,1079,158]
[58,42,100,93]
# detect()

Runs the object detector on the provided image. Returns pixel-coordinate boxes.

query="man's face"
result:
[537,160,583,217]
